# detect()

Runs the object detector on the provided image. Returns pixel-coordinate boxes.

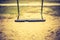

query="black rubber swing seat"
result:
[15,19,45,22]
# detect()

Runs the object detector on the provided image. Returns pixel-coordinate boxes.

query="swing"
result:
[15,0,45,22]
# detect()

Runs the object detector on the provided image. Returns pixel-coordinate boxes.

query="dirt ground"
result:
[0,6,60,40]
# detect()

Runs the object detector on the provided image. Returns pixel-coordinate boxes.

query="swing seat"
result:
[15,0,45,22]
[15,19,45,22]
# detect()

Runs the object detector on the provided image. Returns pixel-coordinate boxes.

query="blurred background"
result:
[0,0,60,3]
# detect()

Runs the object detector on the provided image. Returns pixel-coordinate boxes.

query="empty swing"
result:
[15,0,45,22]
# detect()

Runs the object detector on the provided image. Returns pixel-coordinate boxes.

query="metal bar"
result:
[0,3,60,6]
[17,0,20,20]
[41,0,44,20]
